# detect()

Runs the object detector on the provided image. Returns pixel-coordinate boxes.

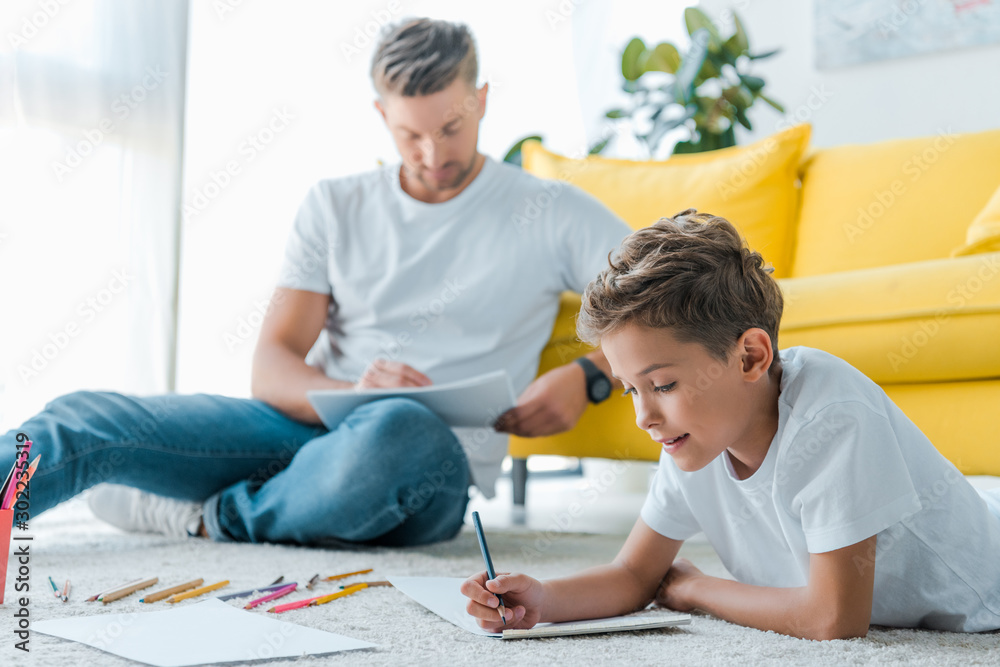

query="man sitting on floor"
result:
[1,18,629,546]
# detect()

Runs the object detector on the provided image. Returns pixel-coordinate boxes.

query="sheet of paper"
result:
[388,576,500,636]
[307,370,516,429]
[33,598,374,666]
[387,576,691,639]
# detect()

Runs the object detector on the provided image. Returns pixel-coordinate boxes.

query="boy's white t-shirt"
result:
[276,157,631,497]
[640,346,1000,632]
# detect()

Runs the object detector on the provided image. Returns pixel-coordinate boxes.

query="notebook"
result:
[387,576,691,639]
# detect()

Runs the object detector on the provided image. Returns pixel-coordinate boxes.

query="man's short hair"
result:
[371,18,478,97]
[577,210,784,368]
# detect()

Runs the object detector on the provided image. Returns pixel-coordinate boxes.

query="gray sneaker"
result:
[87,484,203,539]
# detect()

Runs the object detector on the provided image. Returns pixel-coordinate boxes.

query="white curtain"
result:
[0,0,188,430]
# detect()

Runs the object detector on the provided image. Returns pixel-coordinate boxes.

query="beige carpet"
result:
[1,496,998,667]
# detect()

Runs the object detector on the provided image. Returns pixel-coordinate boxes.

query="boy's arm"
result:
[661,535,877,640]
[463,518,683,630]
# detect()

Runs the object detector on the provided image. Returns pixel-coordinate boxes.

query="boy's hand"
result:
[460,571,545,632]
[655,558,704,612]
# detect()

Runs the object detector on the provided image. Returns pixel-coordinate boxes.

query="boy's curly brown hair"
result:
[577,209,783,372]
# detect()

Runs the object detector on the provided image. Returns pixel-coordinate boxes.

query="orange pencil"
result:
[312,583,366,606]
[267,583,366,613]
[166,580,229,603]
[322,568,373,581]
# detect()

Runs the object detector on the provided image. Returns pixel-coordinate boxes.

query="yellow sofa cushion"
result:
[522,124,811,278]
[791,128,1000,277]
[779,252,1000,384]
[953,184,1000,256]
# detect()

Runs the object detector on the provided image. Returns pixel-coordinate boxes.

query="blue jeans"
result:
[0,391,470,546]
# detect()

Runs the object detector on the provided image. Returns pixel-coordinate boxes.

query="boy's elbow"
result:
[808,612,870,641]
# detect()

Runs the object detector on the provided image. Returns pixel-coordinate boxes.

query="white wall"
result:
[699,0,1000,148]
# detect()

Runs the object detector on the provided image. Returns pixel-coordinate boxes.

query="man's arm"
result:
[494,347,620,437]
[659,536,877,640]
[250,287,351,423]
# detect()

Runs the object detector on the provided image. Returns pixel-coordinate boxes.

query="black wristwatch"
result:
[575,357,612,404]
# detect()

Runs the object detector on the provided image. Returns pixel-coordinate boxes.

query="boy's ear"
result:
[738,328,774,382]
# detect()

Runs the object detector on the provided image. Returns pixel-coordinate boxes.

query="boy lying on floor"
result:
[462,210,1000,639]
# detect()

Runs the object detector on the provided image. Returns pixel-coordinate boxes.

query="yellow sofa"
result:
[510,124,1000,502]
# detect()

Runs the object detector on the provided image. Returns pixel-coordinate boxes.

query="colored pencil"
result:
[166,580,229,603]
[267,596,319,614]
[61,579,70,602]
[265,584,364,614]
[100,577,159,603]
[311,583,366,606]
[269,576,284,586]
[140,579,204,603]
[217,581,295,601]
[48,576,61,600]
[0,445,30,510]
[322,568,373,581]
[87,577,146,602]
[338,580,391,589]
[472,511,506,625]
[305,573,320,590]
[10,455,40,506]
[244,583,297,609]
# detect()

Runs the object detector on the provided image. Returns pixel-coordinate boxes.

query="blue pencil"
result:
[471,511,506,625]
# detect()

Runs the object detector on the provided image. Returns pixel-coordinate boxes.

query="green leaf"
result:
[588,137,611,155]
[645,42,681,74]
[723,34,744,60]
[502,135,543,166]
[741,74,765,92]
[684,7,721,48]
[605,109,626,119]
[749,48,780,60]
[731,14,749,53]
[674,29,710,104]
[699,55,721,81]
[736,107,752,131]
[759,93,785,113]
[622,37,647,81]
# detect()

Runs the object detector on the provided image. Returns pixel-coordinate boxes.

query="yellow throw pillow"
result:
[521,124,812,278]
[952,184,1000,256]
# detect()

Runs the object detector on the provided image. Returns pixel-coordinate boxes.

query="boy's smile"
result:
[601,323,780,480]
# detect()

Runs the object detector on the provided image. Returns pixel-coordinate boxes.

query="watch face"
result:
[591,377,612,402]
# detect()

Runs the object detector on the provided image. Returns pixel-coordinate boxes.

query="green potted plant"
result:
[504,7,782,163]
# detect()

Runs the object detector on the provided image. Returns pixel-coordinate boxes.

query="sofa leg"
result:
[512,457,528,507]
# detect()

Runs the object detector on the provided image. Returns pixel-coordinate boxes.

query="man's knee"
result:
[45,389,129,418]
[362,397,455,447]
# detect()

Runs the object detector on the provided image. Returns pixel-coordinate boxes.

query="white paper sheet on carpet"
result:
[33,598,375,666]
[388,576,690,639]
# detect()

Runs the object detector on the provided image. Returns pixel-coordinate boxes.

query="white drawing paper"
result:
[387,576,690,639]
[33,598,374,666]
[307,370,516,429]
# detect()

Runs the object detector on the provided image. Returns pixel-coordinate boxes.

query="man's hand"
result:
[655,558,705,612]
[493,362,588,437]
[356,358,432,389]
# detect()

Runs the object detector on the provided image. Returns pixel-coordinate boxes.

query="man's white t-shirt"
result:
[640,346,1000,632]
[277,156,631,497]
